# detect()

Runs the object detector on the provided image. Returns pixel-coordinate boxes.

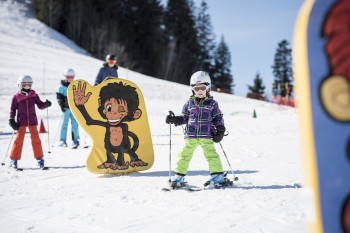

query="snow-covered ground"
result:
[0,1,310,232]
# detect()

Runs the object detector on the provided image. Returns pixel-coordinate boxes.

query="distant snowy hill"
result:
[0,1,309,233]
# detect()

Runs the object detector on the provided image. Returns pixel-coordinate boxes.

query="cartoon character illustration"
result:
[321,1,350,231]
[321,0,350,122]
[295,0,350,232]
[72,81,148,170]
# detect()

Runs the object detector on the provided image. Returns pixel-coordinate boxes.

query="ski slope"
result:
[0,1,310,232]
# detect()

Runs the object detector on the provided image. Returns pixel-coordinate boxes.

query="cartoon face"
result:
[102,98,128,125]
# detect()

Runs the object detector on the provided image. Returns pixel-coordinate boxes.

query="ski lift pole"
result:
[219,141,238,181]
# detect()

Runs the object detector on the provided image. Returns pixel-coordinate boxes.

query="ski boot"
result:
[204,172,233,189]
[170,174,186,190]
[59,141,68,147]
[9,159,18,168]
[72,140,79,149]
[37,158,45,168]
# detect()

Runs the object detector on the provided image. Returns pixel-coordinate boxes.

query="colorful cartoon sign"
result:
[294,0,350,232]
[67,78,154,174]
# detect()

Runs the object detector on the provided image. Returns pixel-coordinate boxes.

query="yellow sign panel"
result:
[67,78,154,174]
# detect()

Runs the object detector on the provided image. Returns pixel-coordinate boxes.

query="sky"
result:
[193,0,305,97]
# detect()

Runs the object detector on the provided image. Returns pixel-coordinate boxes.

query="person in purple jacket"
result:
[166,71,231,189]
[8,75,51,169]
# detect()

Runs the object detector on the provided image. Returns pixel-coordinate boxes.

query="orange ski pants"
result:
[10,126,44,160]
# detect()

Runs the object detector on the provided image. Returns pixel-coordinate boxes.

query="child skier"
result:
[165,71,231,189]
[94,54,118,86]
[56,68,80,148]
[9,75,52,169]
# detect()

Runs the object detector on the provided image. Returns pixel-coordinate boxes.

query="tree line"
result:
[248,39,294,100]
[33,0,234,93]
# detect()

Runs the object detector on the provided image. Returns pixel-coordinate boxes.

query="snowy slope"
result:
[0,1,309,233]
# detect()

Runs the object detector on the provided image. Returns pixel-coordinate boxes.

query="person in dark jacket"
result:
[56,68,80,148]
[94,54,118,86]
[9,75,51,169]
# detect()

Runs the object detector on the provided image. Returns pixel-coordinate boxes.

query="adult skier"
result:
[94,54,118,86]
[165,71,231,189]
[56,68,80,148]
[9,75,51,169]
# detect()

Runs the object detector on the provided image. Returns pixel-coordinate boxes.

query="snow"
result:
[0,1,309,232]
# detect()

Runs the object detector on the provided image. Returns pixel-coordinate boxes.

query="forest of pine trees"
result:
[33,0,234,93]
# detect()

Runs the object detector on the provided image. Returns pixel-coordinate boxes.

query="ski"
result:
[184,187,202,192]
[9,166,48,171]
[162,184,202,192]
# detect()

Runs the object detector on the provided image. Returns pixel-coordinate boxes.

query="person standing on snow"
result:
[94,54,118,86]
[56,68,80,148]
[165,71,231,189]
[9,75,52,169]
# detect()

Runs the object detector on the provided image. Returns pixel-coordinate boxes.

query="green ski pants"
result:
[174,138,223,175]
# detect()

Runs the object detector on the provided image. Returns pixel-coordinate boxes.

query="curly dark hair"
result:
[98,82,140,122]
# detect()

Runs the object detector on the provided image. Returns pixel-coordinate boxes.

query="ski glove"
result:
[43,99,52,108]
[60,105,66,112]
[60,102,68,112]
[213,125,225,143]
[9,119,19,130]
[166,114,183,126]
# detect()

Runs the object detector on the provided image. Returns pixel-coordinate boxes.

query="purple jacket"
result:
[10,90,46,126]
[181,95,224,139]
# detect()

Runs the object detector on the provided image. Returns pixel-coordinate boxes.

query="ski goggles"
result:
[22,82,32,89]
[65,75,75,79]
[107,59,116,65]
[192,85,207,92]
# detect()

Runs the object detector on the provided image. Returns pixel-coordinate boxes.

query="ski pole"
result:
[219,141,238,181]
[1,131,15,166]
[83,128,89,148]
[168,111,175,183]
[52,114,64,147]
[46,107,51,153]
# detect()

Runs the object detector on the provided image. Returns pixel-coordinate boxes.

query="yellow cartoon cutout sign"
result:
[67,78,154,174]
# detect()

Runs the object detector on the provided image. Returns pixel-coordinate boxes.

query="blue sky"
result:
[194,0,305,97]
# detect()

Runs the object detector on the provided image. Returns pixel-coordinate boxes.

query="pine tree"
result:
[248,72,265,95]
[114,0,165,75]
[272,40,293,97]
[163,0,200,84]
[212,36,234,93]
[196,0,216,72]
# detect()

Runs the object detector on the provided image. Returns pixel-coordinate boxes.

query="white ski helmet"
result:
[63,68,75,77]
[190,71,211,91]
[17,75,33,88]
